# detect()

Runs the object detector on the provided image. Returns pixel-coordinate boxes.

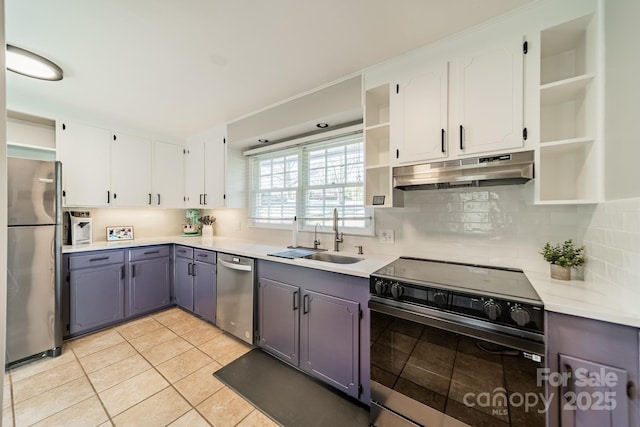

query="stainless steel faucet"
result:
[332,208,343,251]
[313,223,321,249]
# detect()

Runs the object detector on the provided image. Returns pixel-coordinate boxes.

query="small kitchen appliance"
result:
[369,257,545,427]
[66,211,92,245]
[183,209,201,235]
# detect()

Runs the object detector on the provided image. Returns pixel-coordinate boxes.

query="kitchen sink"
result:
[303,252,363,264]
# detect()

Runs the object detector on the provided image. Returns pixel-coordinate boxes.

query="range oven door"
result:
[369,300,546,427]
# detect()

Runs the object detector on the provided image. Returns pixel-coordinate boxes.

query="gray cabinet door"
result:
[128,257,172,317]
[558,354,629,427]
[193,261,216,323]
[70,264,124,334]
[174,257,194,311]
[258,278,300,365]
[300,289,360,399]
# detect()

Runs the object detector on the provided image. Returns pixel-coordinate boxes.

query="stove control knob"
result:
[390,282,404,299]
[510,305,531,326]
[433,292,448,307]
[483,299,502,320]
[374,279,388,295]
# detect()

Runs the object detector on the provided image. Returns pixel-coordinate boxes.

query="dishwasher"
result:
[216,253,255,344]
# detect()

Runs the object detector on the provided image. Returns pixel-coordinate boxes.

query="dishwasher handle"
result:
[218,259,252,272]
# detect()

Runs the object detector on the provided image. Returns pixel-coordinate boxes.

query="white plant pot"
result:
[202,224,214,237]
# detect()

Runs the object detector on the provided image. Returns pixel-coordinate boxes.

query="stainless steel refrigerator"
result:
[6,157,62,366]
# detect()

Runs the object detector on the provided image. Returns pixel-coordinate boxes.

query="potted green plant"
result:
[540,239,585,280]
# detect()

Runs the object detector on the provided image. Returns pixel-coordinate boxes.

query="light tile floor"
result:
[2,307,280,427]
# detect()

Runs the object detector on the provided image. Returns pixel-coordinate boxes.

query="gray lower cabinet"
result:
[258,278,300,365]
[66,250,126,336]
[127,246,172,317]
[193,250,216,323]
[173,245,216,323]
[546,311,639,427]
[257,260,368,403]
[174,246,194,311]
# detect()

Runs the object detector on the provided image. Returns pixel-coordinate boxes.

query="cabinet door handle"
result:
[562,363,574,399]
[293,291,299,310]
[107,190,111,203]
[148,193,152,205]
[203,193,208,205]
[192,263,197,276]
[187,262,192,276]
[459,125,465,150]
[89,256,109,262]
[120,265,125,280]
[628,381,636,400]
[441,128,446,153]
[199,194,204,205]
[303,294,310,314]
[131,264,136,277]
[396,149,399,159]
[157,194,161,205]
[144,250,160,255]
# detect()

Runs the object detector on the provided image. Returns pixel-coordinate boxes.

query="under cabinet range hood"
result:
[393,150,534,191]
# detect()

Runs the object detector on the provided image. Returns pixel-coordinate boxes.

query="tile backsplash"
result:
[577,197,640,304]
[213,182,582,273]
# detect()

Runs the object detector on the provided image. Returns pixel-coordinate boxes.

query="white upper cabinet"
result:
[453,37,525,156]
[391,61,449,165]
[57,121,111,207]
[152,141,185,208]
[184,125,226,208]
[111,133,152,207]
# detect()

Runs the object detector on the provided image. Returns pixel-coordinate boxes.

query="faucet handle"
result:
[355,245,363,255]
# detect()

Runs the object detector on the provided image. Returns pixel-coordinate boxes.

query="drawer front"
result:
[68,250,125,270]
[194,249,216,265]
[175,245,194,260]
[129,245,171,262]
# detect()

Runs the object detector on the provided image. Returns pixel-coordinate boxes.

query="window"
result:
[248,130,373,235]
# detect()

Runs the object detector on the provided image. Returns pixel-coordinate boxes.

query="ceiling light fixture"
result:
[316,123,329,128]
[6,44,63,81]
[258,138,269,143]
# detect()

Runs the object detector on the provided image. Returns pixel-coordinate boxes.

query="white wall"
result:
[1,0,8,415]
[65,209,187,243]
[604,0,640,200]
[213,183,579,273]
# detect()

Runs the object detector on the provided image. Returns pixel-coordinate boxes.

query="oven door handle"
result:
[369,299,545,355]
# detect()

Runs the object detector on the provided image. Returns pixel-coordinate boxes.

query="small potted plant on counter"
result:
[540,239,585,280]
[199,215,216,237]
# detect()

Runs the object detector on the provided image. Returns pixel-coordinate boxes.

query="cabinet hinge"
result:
[396,84,399,94]
[523,41,528,54]
[523,128,528,141]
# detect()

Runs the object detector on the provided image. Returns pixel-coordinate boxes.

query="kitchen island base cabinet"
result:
[127,246,172,317]
[66,250,126,336]
[256,260,369,404]
[546,311,639,427]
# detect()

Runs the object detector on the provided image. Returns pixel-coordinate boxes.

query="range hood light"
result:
[6,44,63,81]
[316,122,329,128]
[258,138,269,143]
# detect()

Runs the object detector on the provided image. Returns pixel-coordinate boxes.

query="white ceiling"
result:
[6,0,534,142]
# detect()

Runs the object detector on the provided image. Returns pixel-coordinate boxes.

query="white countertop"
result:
[63,235,397,280]
[63,236,640,329]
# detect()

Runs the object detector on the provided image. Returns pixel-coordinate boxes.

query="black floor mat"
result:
[214,348,370,427]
